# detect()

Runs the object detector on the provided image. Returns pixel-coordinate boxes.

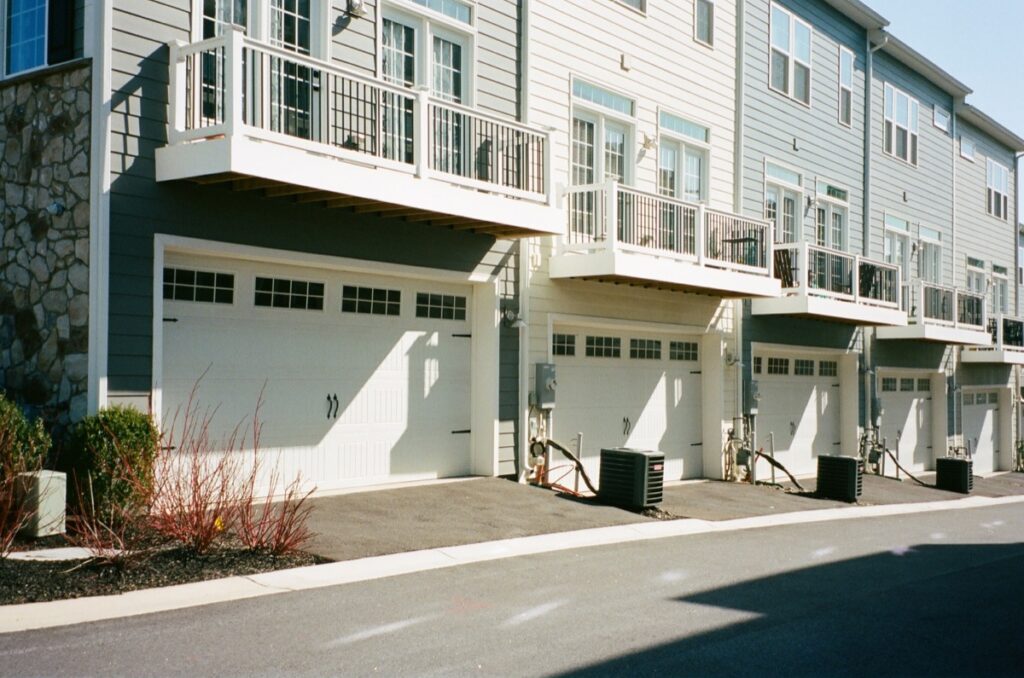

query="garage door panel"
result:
[879,374,932,475]
[161,258,473,490]
[964,391,998,474]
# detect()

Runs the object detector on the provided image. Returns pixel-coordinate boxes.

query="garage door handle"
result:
[327,394,339,419]
[691,442,702,447]
[451,429,471,434]
[163,317,178,322]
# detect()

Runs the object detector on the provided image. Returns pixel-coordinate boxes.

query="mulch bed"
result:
[1,543,329,606]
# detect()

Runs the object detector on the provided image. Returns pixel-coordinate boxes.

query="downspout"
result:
[1016,152,1023,317]
[733,0,746,422]
[516,0,532,482]
[864,32,887,434]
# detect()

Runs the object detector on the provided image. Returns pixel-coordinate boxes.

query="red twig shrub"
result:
[236,465,315,556]
[0,393,48,558]
[66,476,155,569]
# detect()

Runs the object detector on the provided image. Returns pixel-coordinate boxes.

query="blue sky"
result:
[867,0,1023,219]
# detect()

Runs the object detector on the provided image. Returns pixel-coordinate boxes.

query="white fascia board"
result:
[875,324,993,345]
[154,136,563,235]
[960,349,1024,365]
[750,295,908,327]
[548,250,782,298]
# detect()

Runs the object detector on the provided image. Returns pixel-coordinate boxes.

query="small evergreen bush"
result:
[67,406,160,517]
[0,391,50,477]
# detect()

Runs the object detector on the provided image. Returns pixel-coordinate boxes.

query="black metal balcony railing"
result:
[772,242,900,308]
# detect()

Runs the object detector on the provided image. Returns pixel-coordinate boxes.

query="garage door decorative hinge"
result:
[690,370,702,375]
[452,333,472,338]
[451,429,471,434]
[163,317,178,322]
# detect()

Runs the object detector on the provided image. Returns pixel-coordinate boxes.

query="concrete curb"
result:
[3,493,1024,634]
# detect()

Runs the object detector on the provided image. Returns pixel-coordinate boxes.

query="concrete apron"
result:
[3,493,1023,635]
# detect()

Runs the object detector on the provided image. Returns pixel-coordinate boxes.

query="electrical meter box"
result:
[535,363,556,409]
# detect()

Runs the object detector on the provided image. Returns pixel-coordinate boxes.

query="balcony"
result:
[155,29,559,237]
[548,181,780,297]
[751,242,906,326]
[962,315,1024,363]
[876,281,991,345]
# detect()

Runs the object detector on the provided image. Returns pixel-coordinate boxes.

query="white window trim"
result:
[190,0,331,60]
[991,271,1009,315]
[932,105,950,133]
[571,76,637,186]
[764,157,805,244]
[966,259,987,296]
[883,82,920,167]
[814,177,849,251]
[768,2,813,108]
[960,136,976,162]
[986,158,1010,221]
[837,46,854,128]
[379,1,477,105]
[612,0,646,15]
[917,225,943,285]
[1,0,50,78]
[883,211,913,278]
[658,107,712,203]
[693,0,714,49]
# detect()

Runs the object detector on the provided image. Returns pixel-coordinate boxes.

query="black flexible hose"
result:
[543,438,599,495]
[884,448,930,487]
[754,451,806,492]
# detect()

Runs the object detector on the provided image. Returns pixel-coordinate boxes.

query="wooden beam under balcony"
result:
[233,178,280,192]
[264,185,323,198]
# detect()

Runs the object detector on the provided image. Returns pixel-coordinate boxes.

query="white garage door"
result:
[551,327,703,482]
[878,373,933,475]
[964,390,998,474]
[160,255,473,491]
[753,353,841,477]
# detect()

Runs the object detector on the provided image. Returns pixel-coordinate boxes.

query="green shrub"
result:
[0,391,50,477]
[67,406,160,517]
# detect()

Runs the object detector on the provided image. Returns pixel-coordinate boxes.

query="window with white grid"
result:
[630,338,662,360]
[819,360,838,377]
[586,336,621,358]
[767,357,789,375]
[794,359,815,376]
[669,341,699,362]
[552,333,576,357]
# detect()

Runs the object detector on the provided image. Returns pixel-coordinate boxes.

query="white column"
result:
[470,281,500,476]
[931,371,948,468]
[700,333,725,479]
[839,352,859,457]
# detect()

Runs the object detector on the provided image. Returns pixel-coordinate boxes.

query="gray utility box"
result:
[935,457,973,494]
[535,363,556,409]
[816,455,862,503]
[16,470,67,538]
[598,448,665,511]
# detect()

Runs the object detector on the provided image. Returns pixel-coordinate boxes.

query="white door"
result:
[964,391,998,474]
[753,354,842,477]
[552,327,703,482]
[160,255,473,491]
[878,373,933,474]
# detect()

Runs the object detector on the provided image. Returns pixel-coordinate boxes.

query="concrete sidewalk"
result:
[304,472,1024,562]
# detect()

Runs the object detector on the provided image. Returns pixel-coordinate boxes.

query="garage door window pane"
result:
[988,392,998,404]
[753,356,762,374]
[630,338,662,360]
[164,267,234,305]
[255,276,324,310]
[767,357,789,375]
[881,377,896,391]
[963,393,974,405]
[794,359,814,376]
[342,285,400,316]
[416,292,467,320]
[552,333,575,356]
[917,378,930,392]
[819,360,837,377]
[669,341,698,361]
[899,378,914,392]
[585,336,620,358]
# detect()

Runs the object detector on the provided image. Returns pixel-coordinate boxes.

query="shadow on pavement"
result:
[556,541,1024,677]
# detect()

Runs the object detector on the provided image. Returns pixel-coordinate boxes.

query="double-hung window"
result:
[570,79,636,239]
[837,47,853,126]
[3,0,75,77]
[883,83,919,165]
[960,137,976,161]
[695,0,714,47]
[765,161,802,244]
[933,106,950,133]
[987,159,1010,220]
[918,225,942,285]
[769,3,812,105]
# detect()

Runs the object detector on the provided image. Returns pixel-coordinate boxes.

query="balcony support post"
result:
[543,129,555,208]
[224,27,245,136]
[852,254,861,303]
[414,86,432,179]
[605,179,618,250]
[168,40,186,145]
[695,204,706,266]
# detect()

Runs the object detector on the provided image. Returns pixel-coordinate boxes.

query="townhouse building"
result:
[524,0,778,482]
[1,0,1021,491]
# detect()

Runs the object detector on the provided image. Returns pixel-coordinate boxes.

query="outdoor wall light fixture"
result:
[347,0,368,17]
[45,201,66,216]
[502,308,526,329]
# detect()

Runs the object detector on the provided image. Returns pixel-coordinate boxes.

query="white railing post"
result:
[167,40,186,145]
[414,86,431,179]
[996,314,1004,349]
[916,281,925,324]
[224,27,245,135]
[766,226,773,277]
[800,241,809,292]
[696,204,706,265]
[543,129,555,208]
[605,180,618,250]
[852,254,860,303]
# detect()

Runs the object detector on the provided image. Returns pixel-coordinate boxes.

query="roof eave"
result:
[820,0,889,30]
[872,31,973,99]
[956,104,1024,153]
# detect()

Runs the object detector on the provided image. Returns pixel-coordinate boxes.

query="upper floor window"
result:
[270,0,311,54]
[571,80,636,187]
[918,225,942,284]
[695,0,714,47]
[883,214,911,279]
[992,265,1009,315]
[883,83,919,166]
[837,47,853,127]
[765,161,802,244]
[960,137,976,161]
[769,3,812,106]
[409,0,472,24]
[966,257,986,297]
[202,0,249,38]
[658,111,710,203]
[615,0,645,11]
[933,106,950,133]
[4,0,47,75]
[987,159,1010,220]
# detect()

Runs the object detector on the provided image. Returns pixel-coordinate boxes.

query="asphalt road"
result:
[2,503,1022,677]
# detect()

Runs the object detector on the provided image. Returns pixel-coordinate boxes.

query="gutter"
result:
[517,0,532,482]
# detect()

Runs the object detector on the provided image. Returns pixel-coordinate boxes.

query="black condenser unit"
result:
[935,457,973,494]
[816,455,862,503]
[598,448,665,510]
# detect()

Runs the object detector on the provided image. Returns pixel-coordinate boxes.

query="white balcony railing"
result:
[903,281,986,330]
[561,180,772,276]
[167,29,552,204]
[772,242,901,308]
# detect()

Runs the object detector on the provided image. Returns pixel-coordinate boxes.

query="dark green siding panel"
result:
[874,340,945,370]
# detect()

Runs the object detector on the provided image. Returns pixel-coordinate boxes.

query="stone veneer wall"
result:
[0,61,91,427]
